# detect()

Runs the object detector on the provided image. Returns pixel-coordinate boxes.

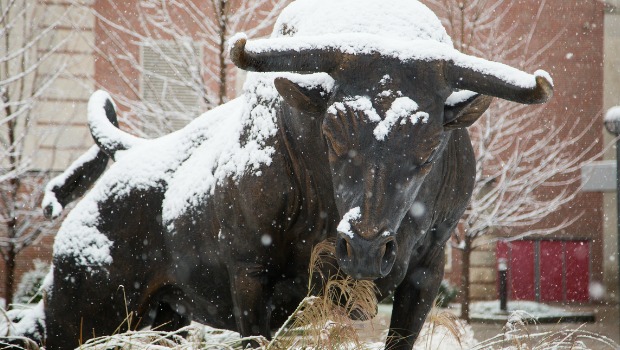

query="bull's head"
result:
[231,36,552,280]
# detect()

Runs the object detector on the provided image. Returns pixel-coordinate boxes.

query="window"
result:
[141,40,203,131]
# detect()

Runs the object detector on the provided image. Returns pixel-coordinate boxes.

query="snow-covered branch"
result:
[428,0,595,247]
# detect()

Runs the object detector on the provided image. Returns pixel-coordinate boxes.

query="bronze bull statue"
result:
[16,1,553,349]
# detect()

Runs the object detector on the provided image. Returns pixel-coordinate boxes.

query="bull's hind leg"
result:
[147,286,193,333]
[385,244,445,350]
[44,263,138,350]
[228,262,273,342]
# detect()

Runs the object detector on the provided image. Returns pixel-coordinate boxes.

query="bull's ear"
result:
[443,93,493,130]
[274,77,330,114]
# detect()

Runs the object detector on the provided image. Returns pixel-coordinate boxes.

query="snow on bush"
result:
[13,260,50,304]
[435,280,458,308]
[0,302,45,339]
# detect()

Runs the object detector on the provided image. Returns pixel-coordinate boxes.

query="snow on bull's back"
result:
[272,0,452,46]
[53,98,248,268]
[162,72,332,227]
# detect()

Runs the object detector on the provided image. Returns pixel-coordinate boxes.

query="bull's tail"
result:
[42,145,108,219]
[42,91,145,219]
[88,90,144,158]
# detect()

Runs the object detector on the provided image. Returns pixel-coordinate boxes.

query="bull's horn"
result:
[446,59,553,104]
[229,35,342,73]
[230,34,553,105]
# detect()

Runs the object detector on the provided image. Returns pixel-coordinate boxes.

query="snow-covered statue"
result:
[9,0,553,349]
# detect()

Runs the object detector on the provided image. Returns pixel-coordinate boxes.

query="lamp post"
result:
[604,106,620,334]
[498,258,508,313]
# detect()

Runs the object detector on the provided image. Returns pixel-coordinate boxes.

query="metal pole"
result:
[498,258,508,312]
[603,110,620,338]
[616,139,620,335]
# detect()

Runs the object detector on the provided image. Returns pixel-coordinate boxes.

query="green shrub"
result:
[435,280,458,308]
[14,260,50,304]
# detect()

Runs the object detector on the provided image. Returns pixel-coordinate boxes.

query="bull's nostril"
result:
[346,240,353,258]
[380,243,387,261]
[382,241,395,261]
[380,240,397,276]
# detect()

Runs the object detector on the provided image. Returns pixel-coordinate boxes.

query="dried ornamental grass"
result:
[267,240,380,350]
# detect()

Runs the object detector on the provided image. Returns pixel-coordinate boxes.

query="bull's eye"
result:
[419,161,433,175]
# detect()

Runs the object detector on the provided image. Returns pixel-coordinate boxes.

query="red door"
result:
[509,241,536,300]
[565,241,590,302]
[496,240,590,303]
[539,241,563,302]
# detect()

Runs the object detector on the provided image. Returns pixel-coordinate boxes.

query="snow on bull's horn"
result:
[229,0,552,106]
[230,35,553,105]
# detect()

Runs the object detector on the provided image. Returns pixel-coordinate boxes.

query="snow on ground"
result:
[412,318,477,350]
[470,300,580,319]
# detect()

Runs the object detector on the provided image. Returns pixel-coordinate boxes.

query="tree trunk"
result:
[3,87,19,309]
[4,246,16,309]
[460,237,472,321]
[217,0,228,105]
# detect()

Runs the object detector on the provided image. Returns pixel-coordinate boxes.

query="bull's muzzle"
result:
[335,231,397,280]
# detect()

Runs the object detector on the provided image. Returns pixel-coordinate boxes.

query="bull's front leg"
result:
[228,261,273,342]
[385,244,445,350]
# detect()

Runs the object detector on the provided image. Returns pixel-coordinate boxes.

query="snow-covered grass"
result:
[2,301,618,349]
[472,323,619,350]
[72,311,618,350]
[1,244,616,349]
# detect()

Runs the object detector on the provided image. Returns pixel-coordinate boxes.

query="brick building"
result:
[1,0,617,308]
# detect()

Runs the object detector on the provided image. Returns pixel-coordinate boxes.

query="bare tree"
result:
[425,0,599,321]
[0,0,76,307]
[88,0,289,137]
